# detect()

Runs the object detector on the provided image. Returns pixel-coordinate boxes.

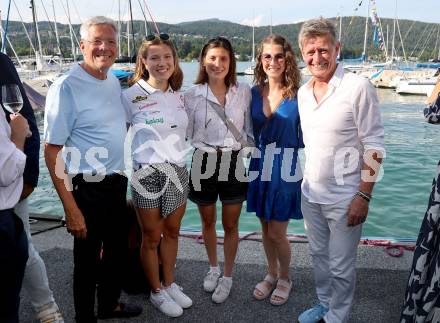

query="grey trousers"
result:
[15,199,56,311]
[301,194,362,323]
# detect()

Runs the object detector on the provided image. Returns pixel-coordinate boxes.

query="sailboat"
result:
[342,0,395,80]
[242,18,256,75]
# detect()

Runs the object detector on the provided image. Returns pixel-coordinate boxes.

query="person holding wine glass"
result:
[0,88,30,322]
[0,52,65,323]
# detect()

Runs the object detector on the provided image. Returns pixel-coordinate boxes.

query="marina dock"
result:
[20,221,414,322]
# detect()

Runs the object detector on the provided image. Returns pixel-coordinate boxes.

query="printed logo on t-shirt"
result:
[139,101,158,110]
[147,110,161,115]
[132,95,148,103]
[146,117,164,125]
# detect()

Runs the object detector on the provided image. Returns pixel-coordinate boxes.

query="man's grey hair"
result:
[80,16,117,40]
[298,17,337,50]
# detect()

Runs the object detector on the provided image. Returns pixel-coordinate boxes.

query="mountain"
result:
[2,17,439,61]
[177,18,232,26]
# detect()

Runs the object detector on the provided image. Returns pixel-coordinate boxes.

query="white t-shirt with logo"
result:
[122,79,189,168]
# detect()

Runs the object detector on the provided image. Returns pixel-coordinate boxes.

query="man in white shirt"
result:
[297,18,385,323]
[0,109,29,323]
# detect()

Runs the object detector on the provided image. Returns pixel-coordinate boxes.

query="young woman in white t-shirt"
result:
[122,34,191,318]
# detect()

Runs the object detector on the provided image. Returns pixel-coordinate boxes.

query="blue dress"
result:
[246,86,304,222]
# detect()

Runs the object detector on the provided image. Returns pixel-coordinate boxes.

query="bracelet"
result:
[356,191,371,203]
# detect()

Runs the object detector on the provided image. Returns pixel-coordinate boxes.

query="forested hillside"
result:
[3,16,439,61]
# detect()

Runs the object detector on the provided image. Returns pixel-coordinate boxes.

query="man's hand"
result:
[65,205,87,239]
[45,143,87,239]
[20,183,35,201]
[347,196,369,226]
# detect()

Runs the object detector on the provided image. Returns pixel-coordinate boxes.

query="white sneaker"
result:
[164,282,193,308]
[204,268,221,292]
[36,302,64,323]
[212,277,232,303]
[150,289,183,317]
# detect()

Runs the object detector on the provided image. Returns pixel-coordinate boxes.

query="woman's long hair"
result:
[254,34,301,99]
[194,36,237,87]
[128,38,183,91]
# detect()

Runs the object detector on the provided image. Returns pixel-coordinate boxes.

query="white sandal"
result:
[253,274,277,300]
[270,278,292,306]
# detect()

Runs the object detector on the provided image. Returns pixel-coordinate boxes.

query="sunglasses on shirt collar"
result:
[144,33,170,41]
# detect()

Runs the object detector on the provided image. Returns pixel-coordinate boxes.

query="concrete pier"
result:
[20,226,413,322]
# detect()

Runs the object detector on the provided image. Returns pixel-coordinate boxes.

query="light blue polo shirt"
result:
[44,64,127,175]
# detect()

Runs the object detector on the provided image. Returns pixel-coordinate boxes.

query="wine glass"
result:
[1,84,23,114]
[1,83,31,137]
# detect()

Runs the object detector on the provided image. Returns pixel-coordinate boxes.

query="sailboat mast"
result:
[438,25,440,60]
[143,1,148,36]
[51,0,62,59]
[362,0,369,62]
[391,0,396,61]
[396,18,407,64]
[338,16,342,43]
[66,0,76,62]
[269,9,272,35]
[251,15,255,63]
[127,11,130,58]
[386,24,389,61]
[436,25,440,61]
[0,23,23,67]
[118,0,121,57]
[30,0,43,58]
[129,0,136,57]
[337,15,342,60]
[0,9,4,54]
[1,0,12,54]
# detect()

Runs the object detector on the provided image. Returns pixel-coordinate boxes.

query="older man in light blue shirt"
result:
[44,16,141,323]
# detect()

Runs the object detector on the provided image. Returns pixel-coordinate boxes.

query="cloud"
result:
[292,18,307,24]
[240,14,264,27]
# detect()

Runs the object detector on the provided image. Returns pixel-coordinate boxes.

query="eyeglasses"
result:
[85,39,117,47]
[144,33,170,41]
[262,53,285,62]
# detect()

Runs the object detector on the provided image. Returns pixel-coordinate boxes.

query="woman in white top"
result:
[0,109,29,323]
[185,37,252,304]
[122,33,191,318]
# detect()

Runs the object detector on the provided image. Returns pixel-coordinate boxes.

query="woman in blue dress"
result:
[247,34,303,306]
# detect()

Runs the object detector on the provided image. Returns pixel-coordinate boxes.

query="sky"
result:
[1,0,439,27]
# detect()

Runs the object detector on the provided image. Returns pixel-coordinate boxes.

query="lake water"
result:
[29,62,440,240]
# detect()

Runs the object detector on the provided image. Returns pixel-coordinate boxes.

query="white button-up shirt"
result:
[298,64,385,204]
[0,108,26,210]
[184,83,252,151]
